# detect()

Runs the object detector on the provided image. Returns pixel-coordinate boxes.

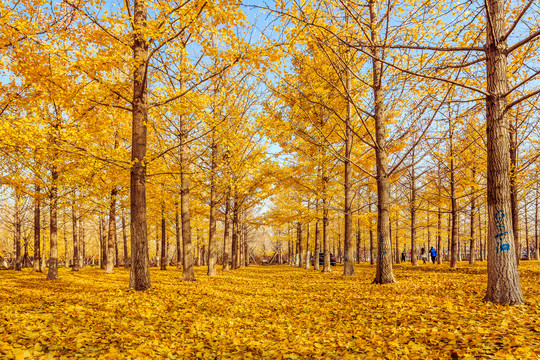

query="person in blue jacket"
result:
[429,247,437,264]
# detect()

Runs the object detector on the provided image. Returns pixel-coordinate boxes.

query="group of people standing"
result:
[401,247,437,264]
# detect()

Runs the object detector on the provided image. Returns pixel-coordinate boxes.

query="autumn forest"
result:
[1,0,540,358]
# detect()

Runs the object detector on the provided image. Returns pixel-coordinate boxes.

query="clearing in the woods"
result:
[1,263,539,359]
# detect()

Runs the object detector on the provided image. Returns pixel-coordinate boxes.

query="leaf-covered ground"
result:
[1,262,539,359]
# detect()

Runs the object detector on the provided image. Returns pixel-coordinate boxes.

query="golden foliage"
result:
[1,262,539,359]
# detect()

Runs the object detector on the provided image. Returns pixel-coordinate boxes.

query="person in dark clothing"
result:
[401,250,406,262]
[429,247,437,264]
[421,247,427,264]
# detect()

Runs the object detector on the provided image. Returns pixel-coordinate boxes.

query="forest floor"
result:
[1,261,539,359]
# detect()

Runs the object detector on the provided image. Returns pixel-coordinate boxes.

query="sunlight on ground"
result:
[1,262,539,359]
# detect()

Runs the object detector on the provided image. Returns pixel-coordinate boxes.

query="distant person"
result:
[409,250,413,264]
[421,247,427,264]
[429,247,437,264]
[401,250,406,262]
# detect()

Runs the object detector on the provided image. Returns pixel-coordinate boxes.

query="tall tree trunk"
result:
[470,169,476,264]
[231,192,239,270]
[484,0,524,304]
[356,216,361,264]
[343,48,355,276]
[14,190,22,271]
[128,0,151,291]
[314,210,320,270]
[297,222,303,268]
[161,203,167,270]
[410,148,418,266]
[509,114,519,264]
[79,219,84,268]
[207,132,218,276]
[449,119,458,268]
[175,203,181,269]
[72,200,79,271]
[369,200,374,265]
[525,205,529,260]
[106,189,117,274]
[322,202,330,272]
[305,222,310,269]
[222,188,231,271]
[46,167,59,280]
[244,222,249,267]
[33,185,41,272]
[180,116,195,281]
[122,210,128,268]
[42,210,47,269]
[534,179,540,260]
[395,216,399,263]
[370,0,394,284]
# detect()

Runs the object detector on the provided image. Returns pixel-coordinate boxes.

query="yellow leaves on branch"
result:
[1,262,539,359]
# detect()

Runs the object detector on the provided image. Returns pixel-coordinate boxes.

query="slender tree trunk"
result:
[322,203,330,272]
[305,222,310,269]
[449,122,458,268]
[343,48,355,275]
[244,222,249,267]
[122,210,128,268]
[314,213,320,270]
[175,203,181,269]
[369,200,374,265]
[105,189,117,274]
[223,188,231,271]
[370,0,394,284]
[410,151,418,266]
[128,0,151,290]
[470,169,476,264]
[297,222,303,268]
[231,192,239,270]
[534,179,540,260]
[180,116,195,281]
[509,114,519,265]
[72,200,79,271]
[356,216,361,264]
[79,219,84,268]
[14,190,22,271]
[33,185,41,272]
[46,167,59,280]
[524,204,529,260]
[395,216,399,263]
[207,131,218,276]
[161,203,167,270]
[484,0,523,304]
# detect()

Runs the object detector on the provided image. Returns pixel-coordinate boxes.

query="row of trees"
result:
[263,0,540,305]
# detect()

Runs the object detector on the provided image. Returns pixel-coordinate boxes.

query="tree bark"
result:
[244,222,249,267]
[207,132,218,276]
[449,119,458,268]
[72,199,79,271]
[509,113,519,264]
[33,185,41,272]
[161,202,167,270]
[483,0,524,305]
[231,192,239,270]
[297,222,303,268]
[128,0,151,290]
[180,113,195,281]
[369,200,374,265]
[222,188,231,271]
[343,49,355,276]
[46,167,59,280]
[175,203,181,269]
[470,168,476,264]
[122,210,128,268]
[534,179,540,260]
[14,190,22,271]
[106,189,117,274]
